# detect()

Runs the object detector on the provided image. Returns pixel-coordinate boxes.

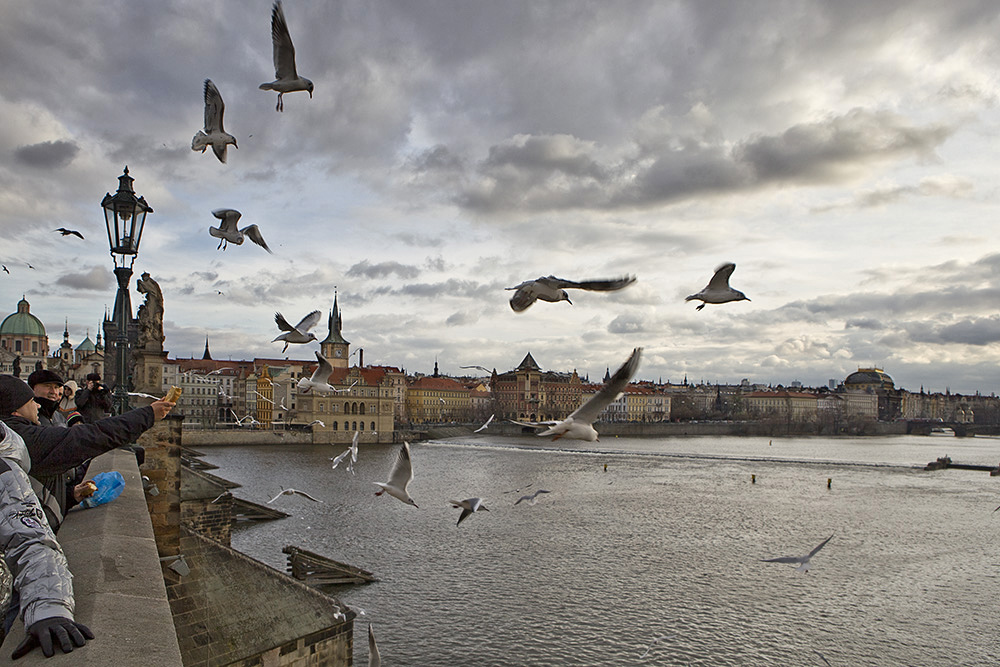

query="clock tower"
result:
[320,292,350,368]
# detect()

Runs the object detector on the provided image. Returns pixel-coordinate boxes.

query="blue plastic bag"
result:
[79,471,125,509]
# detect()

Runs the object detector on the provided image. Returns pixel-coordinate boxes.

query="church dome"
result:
[0,298,46,337]
[844,368,894,389]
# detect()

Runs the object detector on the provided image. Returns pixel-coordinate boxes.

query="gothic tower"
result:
[320,292,350,368]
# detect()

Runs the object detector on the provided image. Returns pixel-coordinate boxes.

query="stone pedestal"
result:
[133,348,168,398]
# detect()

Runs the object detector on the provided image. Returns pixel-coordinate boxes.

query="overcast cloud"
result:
[2,0,1000,393]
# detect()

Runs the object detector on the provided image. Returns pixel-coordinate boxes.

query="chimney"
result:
[359,348,364,368]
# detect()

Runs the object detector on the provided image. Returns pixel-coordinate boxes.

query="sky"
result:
[2,0,1000,394]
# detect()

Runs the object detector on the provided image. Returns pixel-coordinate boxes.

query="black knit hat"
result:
[86,372,101,383]
[27,369,64,388]
[0,375,36,416]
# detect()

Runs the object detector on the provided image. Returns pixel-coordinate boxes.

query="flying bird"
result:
[506,275,636,312]
[511,347,642,441]
[267,487,322,504]
[685,262,750,311]
[374,441,418,507]
[368,624,381,667]
[259,1,313,111]
[307,419,325,427]
[761,534,834,573]
[209,208,272,253]
[473,414,494,433]
[25,263,34,269]
[297,350,355,394]
[1,265,8,274]
[191,79,237,163]
[273,310,321,352]
[514,489,551,506]
[460,365,492,374]
[449,497,489,526]
[55,227,84,239]
[331,431,359,474]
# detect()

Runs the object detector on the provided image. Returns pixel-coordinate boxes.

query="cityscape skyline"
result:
[3,2,1000,394]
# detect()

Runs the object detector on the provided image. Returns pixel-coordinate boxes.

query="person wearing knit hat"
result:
[0,374,175,535]
[57,381,84,428]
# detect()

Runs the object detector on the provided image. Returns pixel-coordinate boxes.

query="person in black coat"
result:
[0,375,175,531]
[73,373,112,424]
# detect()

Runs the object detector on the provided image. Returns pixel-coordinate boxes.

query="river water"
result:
[198,434,1000,666]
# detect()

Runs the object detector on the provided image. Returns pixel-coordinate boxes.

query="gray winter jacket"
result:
[0,423,74,627]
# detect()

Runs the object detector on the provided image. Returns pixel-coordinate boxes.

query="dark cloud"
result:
[346,260,421,280]
[14,140,80,169]
[54,266,112,291]
[844,318,885,330]
[905,316,1000,346]
[445,310,479,326]
[607,313,649,334]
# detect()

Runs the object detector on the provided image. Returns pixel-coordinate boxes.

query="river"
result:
[198,433,1000,666]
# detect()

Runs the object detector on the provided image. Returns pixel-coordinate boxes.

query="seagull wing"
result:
[311,350,334,382]
[570,347,642,423]
[368,624,381,667]
[351,430,360,462]
[203,79,225,133]
[508,283,539,312]
[242,224,273,253]
[386,442,414,492]
[292,489,322,502]
[707,262,737,290]
[274,312,297,332]
[267,490,286,504]
[212,208,242,233]
[508,418,560,429]
[473,414,495,432]
[270,1,299,80]
[571,275,637,292]
[330,449,350,469]
[294,309,322,332]
[807,534,834,559]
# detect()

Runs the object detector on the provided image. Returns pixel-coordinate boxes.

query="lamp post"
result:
[102,166,152,415]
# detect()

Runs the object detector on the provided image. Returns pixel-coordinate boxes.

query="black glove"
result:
[11,616,94,659]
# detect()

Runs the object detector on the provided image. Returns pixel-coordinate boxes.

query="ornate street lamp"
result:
[102,166,153,414]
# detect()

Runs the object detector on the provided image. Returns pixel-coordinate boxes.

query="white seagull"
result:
[685,262,750,311]
[308,419,325,428]
[297,350,353,394]
[761,534,834,573]
[473,414,495,433]
[209,209,272,253]
[449,497,489,526]
[506,275,636,312]
[273,310,321,353]
[639,634,676,659]
[191,79,237,163]
[374,441,418,507]
[259,1,313,112]
[368,624,381,667]
[511,347,642,441]
[267,487,323,504]
[514,489,551,506]
[331,431,359,474]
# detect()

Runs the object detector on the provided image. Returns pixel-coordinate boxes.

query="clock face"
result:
[335,349,343,357]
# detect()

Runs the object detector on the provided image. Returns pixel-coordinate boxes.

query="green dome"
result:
[0,298,46,337]
[75,336,96,352]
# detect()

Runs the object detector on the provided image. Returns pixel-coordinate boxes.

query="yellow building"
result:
[406,375,472,424]
[745,391,818,421]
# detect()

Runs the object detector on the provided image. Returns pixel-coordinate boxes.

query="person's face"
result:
[33,382,63,401]
[13,399,39,424]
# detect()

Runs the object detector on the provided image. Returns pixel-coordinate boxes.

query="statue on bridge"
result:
[136,272,165,352]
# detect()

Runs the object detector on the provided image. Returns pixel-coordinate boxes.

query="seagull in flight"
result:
[685,262,750,311]
[297,350,354,394]
[761,534,834,573]
[209,208,272,253]
[368,624,381,667]
[1,265,8,274]
[449,497,489,526]
[331,431,359,474]
[191,79,237,163]
[374,441,418,507]
[308,419,325,427]
[273,310,321,352]
[252,390,274,404]
[55,227,84,239]
[506,275,636,312]
[473,414,494,433]
[514,489,551,506]
[460,365,493,374]
[259,1,313,111]
[268,487,322,504]
[511,347,642,441]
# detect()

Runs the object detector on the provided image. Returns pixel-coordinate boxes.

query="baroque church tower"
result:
[320,292,350,368]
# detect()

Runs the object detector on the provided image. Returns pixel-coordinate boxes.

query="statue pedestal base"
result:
[133,349,168,400]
